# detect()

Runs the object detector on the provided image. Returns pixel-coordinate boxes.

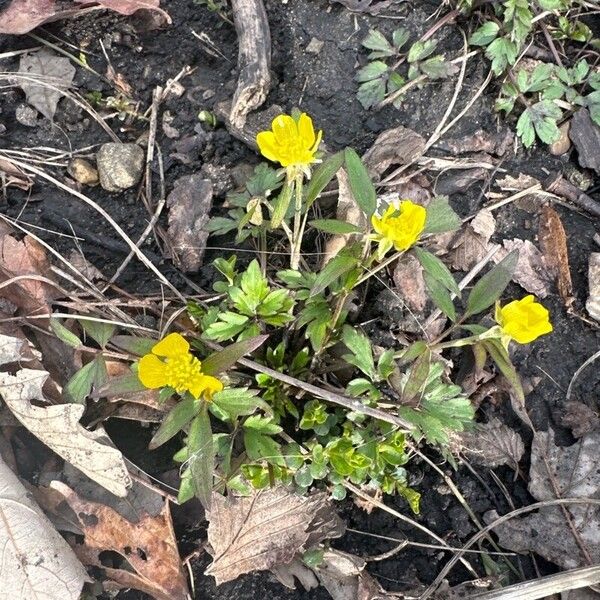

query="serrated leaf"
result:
[407,39,438,63]
[466,250,519,316]
[342,325,375,379]
[469,21,499,46]
[419,55,457,80]
[344,148,377,216]
[362,29,394,56]
[485,37,518,75]
[357,78,387,109]
[355,60,388,82]
[149,396,199,449]
[310,219,362,234]
[202,335,268,376]
[310,253,358,297]
[392,28,410,49]
[212,388,269,420]
[244,429,284,465]
[305,151,344,208]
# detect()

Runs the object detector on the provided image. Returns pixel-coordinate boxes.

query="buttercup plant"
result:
[85,112,553,511]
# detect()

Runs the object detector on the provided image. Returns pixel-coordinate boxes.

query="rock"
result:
[586,252,600,322]
[15,104,38,127]
[569,108,600,174]
[549,120,571,155]
[67,158,99,186]
[306,38,324,54]
[96,143,145,192]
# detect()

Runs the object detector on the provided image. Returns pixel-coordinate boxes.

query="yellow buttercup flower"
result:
[138,333,223,400]
[371,200,427,254]
[256,113,322,171]
[495,295,553,345]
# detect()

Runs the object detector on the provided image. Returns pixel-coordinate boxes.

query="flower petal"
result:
[138,354,169,389]
[152,332,190,357]
[272,114,298,146]
[256,131,279,162]
[297,113,316,148]
[189,374,224,400]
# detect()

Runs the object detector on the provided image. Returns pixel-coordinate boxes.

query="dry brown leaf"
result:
[490,429,600,569]
[205,487,343,585]
[330,0,394,14]
[0,457,88,600]
[492,173,544,213]
[460,417,524,470]
[442,129,513,157]
[166,174,214,272]
[363,125,425,178]
[539,205,573,305]
[393,253,428,312]
[0,342,131,497]
[0,223,61,314]
[493,239,552,298]
[18,49,76,120]
[48,480,188,600]
[0,157,33,190]
[447,209,496,271]
[67,250,104,281]
[322,168,367,265]
[561,401,600,438]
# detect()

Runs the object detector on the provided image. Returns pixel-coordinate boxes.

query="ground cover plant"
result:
[0,0,599,599]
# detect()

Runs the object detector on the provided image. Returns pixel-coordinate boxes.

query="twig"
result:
[544,172,600,219]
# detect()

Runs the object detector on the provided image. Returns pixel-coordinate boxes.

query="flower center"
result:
[164,353,203,393]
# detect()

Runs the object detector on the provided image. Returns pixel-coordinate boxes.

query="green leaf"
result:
[413,247,460,296]
[244,429,284,465]
[342,325,375,380]
[212,388,270,419]
[64,356,108,404]
[407,39,438,63]
[420,56,457,80]
[204,312,250,342]
[362,29,394,58]
[201,335,268,376]
[270,181,294,229]
[423,196,461,234]
[149,396,199,449]
[481,339,525,404]
[485,37,518,75]
[516,109,535,148]
[469,21,499,46]
[81,319,116,348]
[96,371,147,398]
[355,61,389,83]
[466,250,519,317]
[187,405,214,508]
[310,219,362,235]
[344,148,377,217]
[111,335,156,356]
[50,318,81,348]
[310,253,358,297]
[305,151,344,208]
[357,79,387,109]
[392,28,410,49]
[401,349,431,405]
[244,414,282,435]
[423,272,457,321]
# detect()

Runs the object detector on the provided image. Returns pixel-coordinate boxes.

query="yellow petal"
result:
[272,114,298,146]
[256,131,279,162]
[138,354,169,389]
[152,332,189,357]
[189,374,223,400]
[310,128,323,154]
[297,113,316,148]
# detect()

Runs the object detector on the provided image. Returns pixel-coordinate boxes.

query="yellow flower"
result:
[138,333,223,400]
[371,200,427,253]
[256,113,322,171]
[495,295,553,345]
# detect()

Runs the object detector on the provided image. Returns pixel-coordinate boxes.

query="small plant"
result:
[82,112,552,514]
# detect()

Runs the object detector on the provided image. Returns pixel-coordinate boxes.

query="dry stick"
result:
[471,565,600,600]
[345,482,478,578]
[229,0,271,129]
[544,172,600,219]
[2,155,185,302]
[419,498,600,600]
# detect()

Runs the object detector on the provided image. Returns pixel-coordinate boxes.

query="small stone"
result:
[306,38,324,54]
[586,253,600,322]
[549,120,571,156]
[15,104,38,127]
[67,158,99,186]
[96,143,145,192]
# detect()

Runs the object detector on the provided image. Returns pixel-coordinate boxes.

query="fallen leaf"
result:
[363,125,425,178]
[270,557,320,591]
[586,253,600,322]
[0,340,131,497]
[315,549,366,600]
[48,480,188,600]
[322,168,367,265]
[0,0,169,35]
[492,239,552,298]
[492,173,543,213]
[435,168,487,196]
[447,209,496,271]
[205,487,344,585]
[539,205,573,305]
[460,417,524,470]
[489,429,600,569]
[569,109,600,174]
[166,174,214,272]
[0,157,34,190]
[18,49,76,120]
[561,401,600,438]
[393,253,428,312]
[330,0,394,14]
[441,129,513,157]
[67,250,104,281]
[0,456,88,600]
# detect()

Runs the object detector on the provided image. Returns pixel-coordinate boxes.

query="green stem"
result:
[290,173,305,270]
[355,251,403,287]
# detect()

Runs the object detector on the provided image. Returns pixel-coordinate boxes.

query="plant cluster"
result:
[60,113,553,513]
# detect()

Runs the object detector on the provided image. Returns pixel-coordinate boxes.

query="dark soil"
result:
[1,0,599,598]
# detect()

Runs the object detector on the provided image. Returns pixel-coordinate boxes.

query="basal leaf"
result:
[202,335,268,376]
[187,405,214,509]
[344,148,377,217]
[309,219,362,235]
